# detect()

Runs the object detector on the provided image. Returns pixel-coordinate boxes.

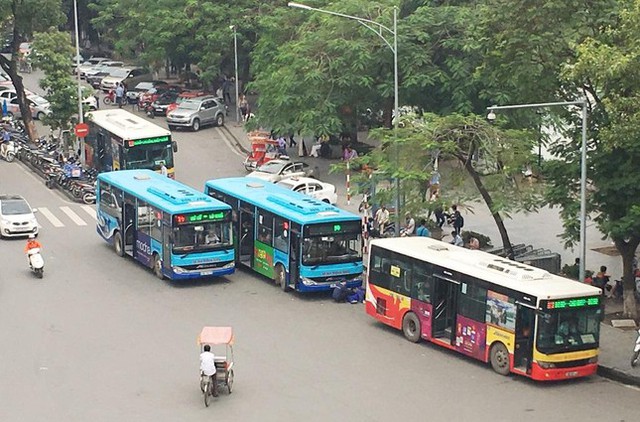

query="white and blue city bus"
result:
[96,170,235,280]
[205,177,363,292]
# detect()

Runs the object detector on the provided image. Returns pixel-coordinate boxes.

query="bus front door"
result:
[432,275,459,343]
[239,208,254,267]
[289,230,300,289]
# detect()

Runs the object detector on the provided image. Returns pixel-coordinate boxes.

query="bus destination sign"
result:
[128,135,170,147]
[174,211,227,225]
[545,296,600,310]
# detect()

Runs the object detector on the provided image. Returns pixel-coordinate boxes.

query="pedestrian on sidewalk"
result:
[416,219,430,237]
[450,230,463,247]
[115,82,124,108]
[374,205,390,236]
[451,205,464,235]
[222,77,232,104]
[239,95,249,122]
[288,133,297,148]
[434,205,446,228]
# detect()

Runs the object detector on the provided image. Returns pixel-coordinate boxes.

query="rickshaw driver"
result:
[200,345,218,397]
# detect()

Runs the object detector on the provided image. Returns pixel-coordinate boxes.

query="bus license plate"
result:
[565,371,578,377]
[201,270,213,276]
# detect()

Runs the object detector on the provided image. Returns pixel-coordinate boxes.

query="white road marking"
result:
[37,207,64,228]
[80,205,96,220]
[60,206,87,226]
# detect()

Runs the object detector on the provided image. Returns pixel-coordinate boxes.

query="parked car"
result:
[127,80,169,103]
[166,95,226,131]
[164,90,206,115]
[76,57,110,78]
[0,88,35,103]
[86,66,124,89]
[247,160,313,183]
[137,83,178,106]
[150,91,180,115]
[83,61,124,80]
[6,94,51,120]
[0,194,39,238]
[276,177,337,204]
[100,67,151,92]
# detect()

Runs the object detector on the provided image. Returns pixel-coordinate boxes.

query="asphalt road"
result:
[0,71,638,422]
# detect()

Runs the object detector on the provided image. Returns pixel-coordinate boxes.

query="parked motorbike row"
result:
[4,120,98,204]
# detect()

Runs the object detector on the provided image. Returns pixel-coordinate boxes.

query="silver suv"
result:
[166,96,225,131]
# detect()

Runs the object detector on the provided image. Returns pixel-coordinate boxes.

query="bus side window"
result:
[411,261,432,303]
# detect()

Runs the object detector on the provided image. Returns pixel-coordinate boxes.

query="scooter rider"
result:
[24,235,42,254]
[1,127,10,157]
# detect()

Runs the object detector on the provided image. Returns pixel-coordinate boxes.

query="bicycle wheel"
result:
[203,380,211,407]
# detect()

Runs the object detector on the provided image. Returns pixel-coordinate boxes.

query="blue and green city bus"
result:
[96,170,235,280]
[205,177,363,292]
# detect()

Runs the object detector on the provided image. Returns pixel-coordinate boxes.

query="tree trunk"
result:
[0,56,37,141]
[615,237,639,320]
[462,157,515,259]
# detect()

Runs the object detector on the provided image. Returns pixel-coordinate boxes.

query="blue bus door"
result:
[162,221,172,273]
[289,226,301,288]
[239,205,254,267]
[123,193,136,256]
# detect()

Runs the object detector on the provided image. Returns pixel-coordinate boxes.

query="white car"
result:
[277,177,338,204]
[247,159,313,183]
[6,94,51,120]
[0,194,39,238]
[75,57,110,78]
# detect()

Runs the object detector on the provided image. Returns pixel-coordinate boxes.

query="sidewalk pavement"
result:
[219,120,640,386]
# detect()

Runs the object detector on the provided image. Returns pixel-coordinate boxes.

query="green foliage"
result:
[31,29,78,131]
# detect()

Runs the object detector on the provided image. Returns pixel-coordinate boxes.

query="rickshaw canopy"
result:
[198,326,234,346]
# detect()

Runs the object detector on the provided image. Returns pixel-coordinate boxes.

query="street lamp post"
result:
[73,0,85,165]
[487,100,588,282]
[288,2,401,235]
[230,25,240,124]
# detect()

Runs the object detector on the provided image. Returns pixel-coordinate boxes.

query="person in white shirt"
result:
[401,212,415,237]
[160,162,168,177]
[200,345,218,397]
[374,205,390,236]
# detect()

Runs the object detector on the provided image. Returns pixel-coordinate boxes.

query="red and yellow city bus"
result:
[365,237,601,381]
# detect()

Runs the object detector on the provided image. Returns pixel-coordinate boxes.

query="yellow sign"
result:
[390,265,400,277]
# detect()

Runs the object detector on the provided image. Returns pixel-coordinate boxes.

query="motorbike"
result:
[632,329,640,367]
[27,247,44,278]
[145,104,155,118]
[0,139,16,162]
[103,89,116,105]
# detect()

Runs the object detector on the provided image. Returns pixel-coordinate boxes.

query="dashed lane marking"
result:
[80,205,96,220]
[37,207,64,228]
[60,206,87,226]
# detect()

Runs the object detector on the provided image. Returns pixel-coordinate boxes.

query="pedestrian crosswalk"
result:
[36,205,96,229]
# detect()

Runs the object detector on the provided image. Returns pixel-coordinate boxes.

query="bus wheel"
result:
[113,232,124,257]
[275,265,289,292]
[490,342,511,375]
[153,255,164,280]
[402,312,421,343]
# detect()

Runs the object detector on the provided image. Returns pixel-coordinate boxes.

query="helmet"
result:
[28,234,35,239]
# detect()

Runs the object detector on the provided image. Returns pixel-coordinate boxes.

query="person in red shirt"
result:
[24,235,42,254]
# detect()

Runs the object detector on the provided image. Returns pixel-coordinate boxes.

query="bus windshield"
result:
[302,233,362,266]
[124,143,174,170]
[536,308,600,354]
[173,222,232,253]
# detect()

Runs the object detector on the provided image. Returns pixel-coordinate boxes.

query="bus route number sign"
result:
[545,296,600,310]
[174,211,226,225]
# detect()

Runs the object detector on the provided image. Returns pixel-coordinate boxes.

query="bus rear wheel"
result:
[402,312,421,343]
[490,342,511,375]
[113,232,124,257]
[153,255,164,280]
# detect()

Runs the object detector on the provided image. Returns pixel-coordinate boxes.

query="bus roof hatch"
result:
[266,194,334,215]
[147,186,210,205]
[479,259,552,281]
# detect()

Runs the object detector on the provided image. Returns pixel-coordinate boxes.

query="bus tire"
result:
[153,254,164,280]
[275,264,289,292]
[490,342,511,376]
[402,312,421,343]
[113,232,124,257]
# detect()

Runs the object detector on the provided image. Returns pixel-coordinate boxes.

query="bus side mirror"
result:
[172,141,178,153]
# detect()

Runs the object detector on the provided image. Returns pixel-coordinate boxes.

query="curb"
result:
[219,124,249,155]
[597,364,640,387]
